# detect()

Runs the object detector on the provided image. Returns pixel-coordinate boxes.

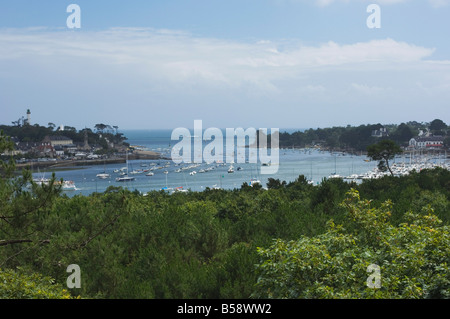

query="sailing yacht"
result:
[249,178,261,187]
[116,174,135,182]
[161,168,173,192]
[116,152,135,182]
[328,154,342,178]
[96,161,110,179]
[96,173,110,179]
[33,177,50,186]
[32,168,50,185]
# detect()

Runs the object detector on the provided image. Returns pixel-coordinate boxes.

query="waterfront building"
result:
[409,136,444,149]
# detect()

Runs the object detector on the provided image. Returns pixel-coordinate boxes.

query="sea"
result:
[32,129,381,197]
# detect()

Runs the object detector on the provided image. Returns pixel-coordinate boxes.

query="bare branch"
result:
[0,239,50,246]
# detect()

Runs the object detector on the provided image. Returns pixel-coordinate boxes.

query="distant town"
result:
[1,109,163,170]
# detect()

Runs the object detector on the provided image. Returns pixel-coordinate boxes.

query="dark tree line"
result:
[278,120,448,151]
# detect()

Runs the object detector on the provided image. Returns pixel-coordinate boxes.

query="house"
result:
[54,145,65,157]
[409,136,444,149]
[1,149,23,156]
[43,135,77,154]
[44,135,73,146]
[35,143,55,157]
[371,127,389,138]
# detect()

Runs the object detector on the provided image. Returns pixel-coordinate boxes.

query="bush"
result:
[253,189,450,299]
[0,268,74,299]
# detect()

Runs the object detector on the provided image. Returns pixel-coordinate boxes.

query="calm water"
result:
[33,129,379,196]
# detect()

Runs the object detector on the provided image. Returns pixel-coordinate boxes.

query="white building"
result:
[409,136,444,149]
[44,135,73,147]
[371,127,389,138]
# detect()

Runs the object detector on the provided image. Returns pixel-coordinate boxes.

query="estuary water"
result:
[32,129,379,196]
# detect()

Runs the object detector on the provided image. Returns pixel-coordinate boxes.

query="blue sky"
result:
[0,0,449,130]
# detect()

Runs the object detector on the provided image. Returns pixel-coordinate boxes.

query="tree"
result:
[0,268,74,299]
[63,126,77,133]
[444,137,450,149]
[94,123,107,133]
[429,119,447,133]
[253,189,450,299]
[0,131,62,268]
[391,123,413,145]
[266,178,286,189]
[366,139,403,176]
[11,118,23,127]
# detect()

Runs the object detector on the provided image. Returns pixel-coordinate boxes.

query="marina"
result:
[31,142,450,196]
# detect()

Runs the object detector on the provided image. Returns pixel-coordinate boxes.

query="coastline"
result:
[13,150,167,171]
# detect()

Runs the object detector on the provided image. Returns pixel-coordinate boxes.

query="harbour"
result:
[30,144,450,196]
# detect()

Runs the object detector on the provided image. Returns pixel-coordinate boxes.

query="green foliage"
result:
[253,189,450,299]
[429,119,447,133]
[0,130,16,178]
[0,124,53,143]
[266,178,287,190]
[279,124,383,151]
[0,268,73,299]
[390,123,414,146]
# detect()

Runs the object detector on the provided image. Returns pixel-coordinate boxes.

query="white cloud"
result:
[0,28,434,90]
[0,27,448,129]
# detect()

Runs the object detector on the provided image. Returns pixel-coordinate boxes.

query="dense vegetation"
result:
[0,131,449,299]
[278,119,449,151]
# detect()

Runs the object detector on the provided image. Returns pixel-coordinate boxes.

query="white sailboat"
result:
[96,162,110,179]
[328,154,342,179]
[116,152,135,182]
[307,161,314,185]
[96,172,110,179]
[161,168,173,192]
[32,168,50,185]
[249,178,261,187]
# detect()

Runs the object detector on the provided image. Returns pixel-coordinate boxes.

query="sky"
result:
[0,0,449,130]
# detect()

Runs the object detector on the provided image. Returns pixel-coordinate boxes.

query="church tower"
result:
[83,128,90,150]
